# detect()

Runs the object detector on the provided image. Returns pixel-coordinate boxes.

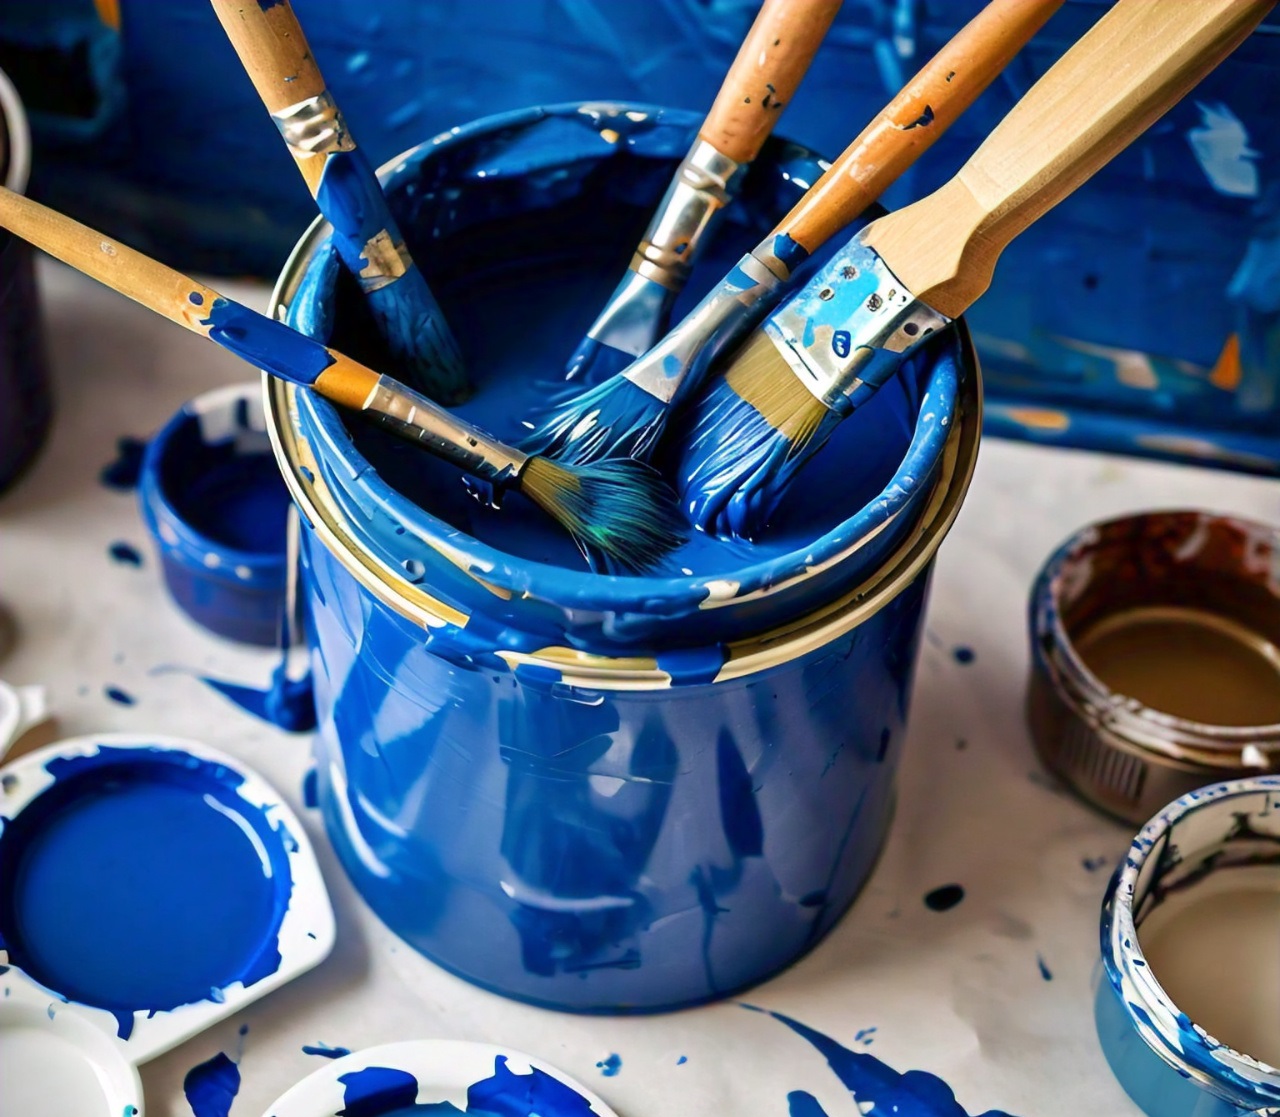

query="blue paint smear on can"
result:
[0,746,293,1038]
[303,1042,352,1059]
[104,685,135,706]
[108,541,143,566]
[759,1007,1019,1117]
[196,662,317,733]
[100,436,147,491]
[924,884,965,912]
[596,1053,621,1077]
[183,1051,241,1117]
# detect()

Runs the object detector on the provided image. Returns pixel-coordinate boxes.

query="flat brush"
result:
[680,0,1276,540]
[210,0,469,404]
[0,188,681,573]
[524,0,1063,466]
[563,0,841,387]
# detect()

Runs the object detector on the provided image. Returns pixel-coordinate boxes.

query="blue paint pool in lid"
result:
[0,732,335,1116]
[264,101,980,1013]
[263,1040,619,1117]
[139,382,294,646]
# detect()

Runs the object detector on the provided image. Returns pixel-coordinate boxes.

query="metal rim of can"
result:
[0,65,31,195]
[1100,776,1280,1113]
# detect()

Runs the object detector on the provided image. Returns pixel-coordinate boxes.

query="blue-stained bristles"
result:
[519,455,685,574]
[521,377,669,465]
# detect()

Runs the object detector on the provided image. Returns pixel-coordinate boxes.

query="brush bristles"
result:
[519,455,685,573]
[721,331,827,448]
[520,376,668,465]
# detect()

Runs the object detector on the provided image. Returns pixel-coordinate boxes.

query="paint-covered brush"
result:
[563,0,842,387]
[210,0,469,404]
[0,188,681,573]
[679,0,1275,540]
[524,0,1064,465]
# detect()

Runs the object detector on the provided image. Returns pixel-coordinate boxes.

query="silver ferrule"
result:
[583,267,674,358]
[272,90,356,157]
[763,230,951,412]
[622,250,784,406]
[363,375,527,483]
[631,138,743,291]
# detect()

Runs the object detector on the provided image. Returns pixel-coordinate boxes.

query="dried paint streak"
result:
[924,884,965,912]
[759,1007,1019,1117]
[108,541,143,566]
[183,1052,241,1117]
[303,1042,352,1059]
[100,437,147,491]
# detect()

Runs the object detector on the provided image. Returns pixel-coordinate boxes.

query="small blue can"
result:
[265,103,981,1011]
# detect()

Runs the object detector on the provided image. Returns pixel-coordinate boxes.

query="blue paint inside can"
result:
[138,385,291,646]
[0,746,293,1036]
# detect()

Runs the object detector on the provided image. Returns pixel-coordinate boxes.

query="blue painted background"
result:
[2,0,1279,472]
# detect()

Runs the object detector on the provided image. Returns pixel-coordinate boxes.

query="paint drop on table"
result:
[1036,954,1053,981]
[304,1042,352,1059]
[952,646,975,665]
[183,1051,241,1117]
[596,1053,621,1076]
[924,884,965,912]
[100,437,147,491]
[108,542,143,566]
[104,686,135,706]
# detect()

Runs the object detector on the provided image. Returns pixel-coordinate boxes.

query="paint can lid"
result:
[0,733,335,1114]
[263,1040,620,1117]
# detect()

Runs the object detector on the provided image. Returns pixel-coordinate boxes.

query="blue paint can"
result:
[1097,778,1280,1117]
[0,66,50,495]
[265,103,981,1011]
[139,382,293,646]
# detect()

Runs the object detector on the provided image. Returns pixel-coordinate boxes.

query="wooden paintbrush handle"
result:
[781,0,1064,254]
[210,0,334,193]
[699,0,842,164]
[868,0,1276,318]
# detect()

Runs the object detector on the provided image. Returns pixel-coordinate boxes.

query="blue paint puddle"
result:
[0,746,292,1038]
[304,1042,352,1059]
[100,437,147,491]
[108,541,143,566]
[924,884,965,912]
[952,646,976,665]
[104,686,135,706]
[758,1007,1020,1117]
[596,1053,621,1077]
[183,1051,241,1117]
[196,662,316,733]
[1037,954,1053,981]
[339,1054,598,1116]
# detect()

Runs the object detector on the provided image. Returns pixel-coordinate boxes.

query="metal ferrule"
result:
[630,138,743,291]
[583,267,674,358]
[363,375,527,484]
[357,229,412,291]
[622,250,785,406]
[272,90,356,157]
[763,231,951,413]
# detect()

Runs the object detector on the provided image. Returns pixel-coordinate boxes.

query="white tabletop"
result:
[3,256,1278,1117]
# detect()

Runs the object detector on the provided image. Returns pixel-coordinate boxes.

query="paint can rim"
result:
[0,65,31,196]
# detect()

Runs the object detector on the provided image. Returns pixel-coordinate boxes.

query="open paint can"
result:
[1028,510,1280,824]
[0,64,50,495]
[139,382,294,646]
[0,730,334,1116]
[1097,778,1280,1117]
[265,102,980,1012]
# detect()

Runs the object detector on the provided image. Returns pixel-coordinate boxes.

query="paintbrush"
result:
[210,0,469,404]
[524,0,1065,465]
[679,0,1275,540]
[0,188,682,572]
[563,0,842,387]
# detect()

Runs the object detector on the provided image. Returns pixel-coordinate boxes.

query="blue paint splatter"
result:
[855,1026,877,1045]
[1082,856,1110,872]
[302,766,319,808]
[199,298,335,387]
[304,1042,352,1059]
[924,884,965,912]
[952,646,976,665]
[104,685,135,706]
[183,1052,241,1117]
[596,1053,622,1077]
[100,437,147,491]
[197,661,316,732]
[1037,954,1053,981]
[758,1007,1019,1117]
[676,1055,687,1065]
[108,541,143,566]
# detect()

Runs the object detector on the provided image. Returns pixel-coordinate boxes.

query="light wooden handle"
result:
[781,0,1064,253]
[867,0,1275,318]
[699,0,842,163]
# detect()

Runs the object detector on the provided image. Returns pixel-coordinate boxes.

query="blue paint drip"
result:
[677,1055,687,1065]
[302,766,319,808]
[1037,954,1053,981]
[760,1008,1019,1117]
[199,298,335,386]
[788,1090,831,1117]
[596,1053,621,1077]
[0,747,292,1037]
[108,541,143,566]
[197,661,316,732]
[104,685,135,706]
[924,884,965,912]
[952,646,976,665]
[183,1052,241,1117]
[303,1042,352,1059]
[100,437,147,491]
